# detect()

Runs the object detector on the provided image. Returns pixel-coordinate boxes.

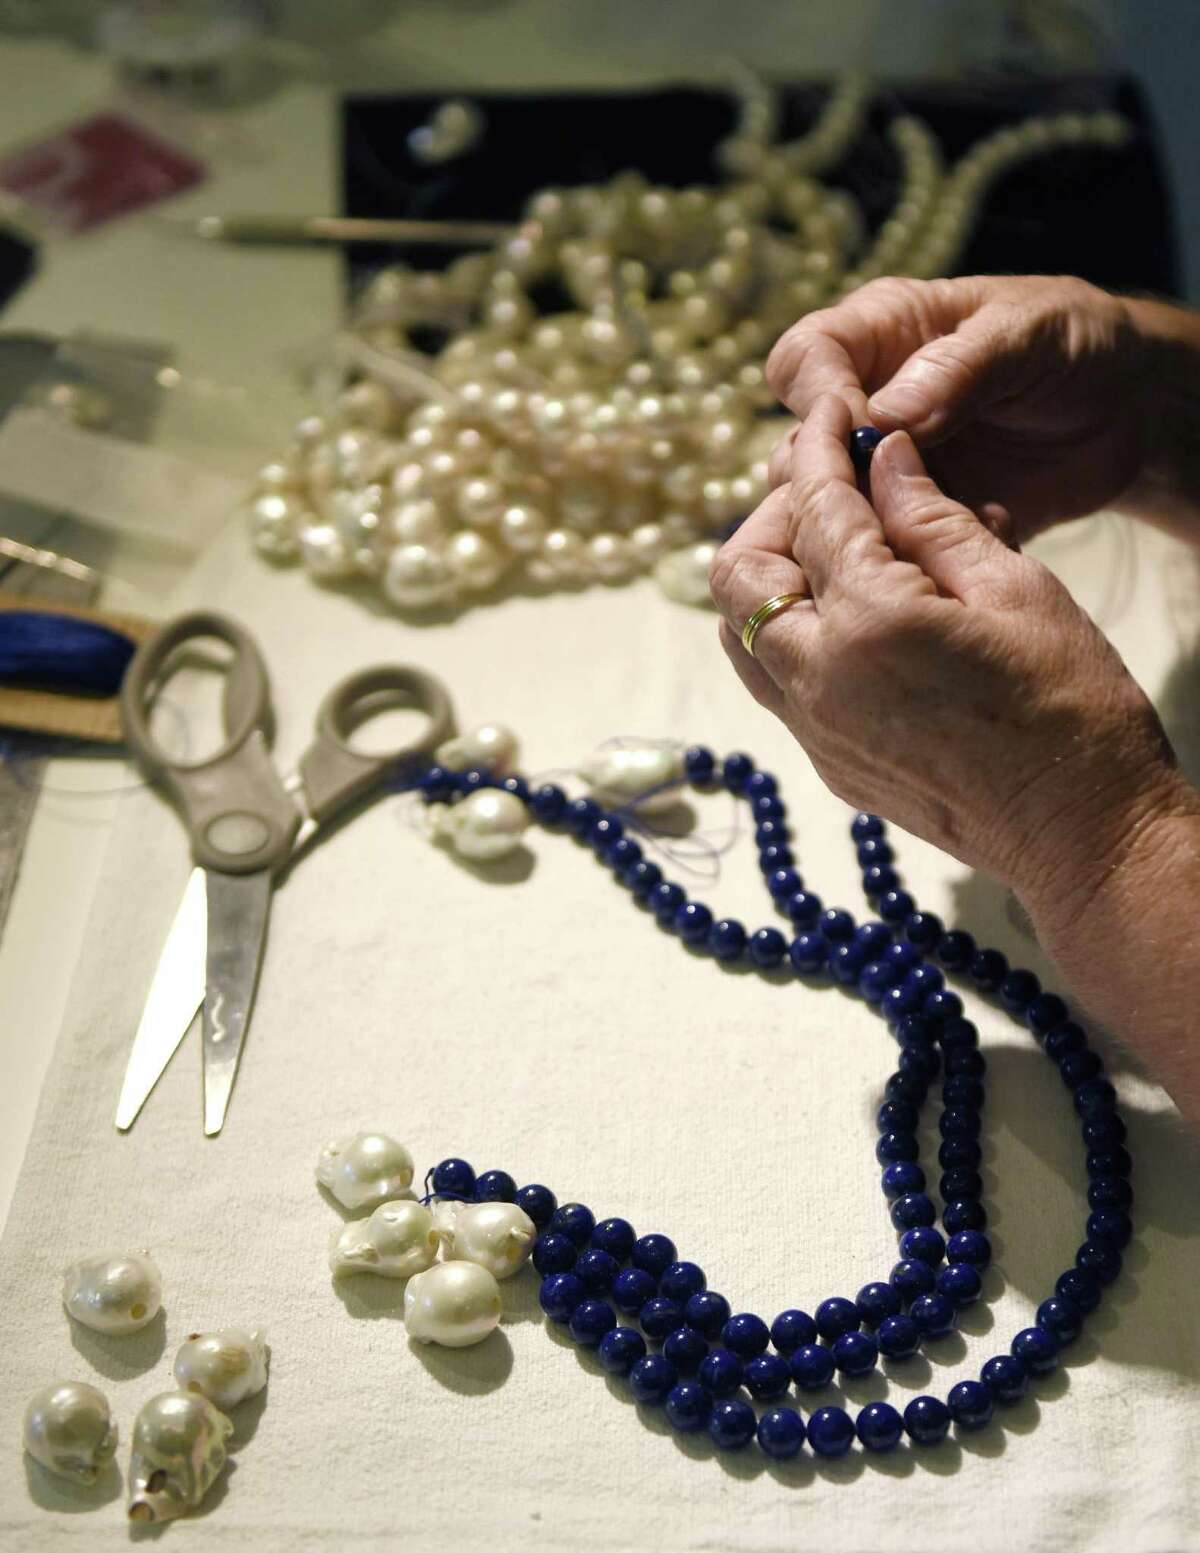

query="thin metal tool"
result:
[118,610,455,1135]
[177,213,517,247]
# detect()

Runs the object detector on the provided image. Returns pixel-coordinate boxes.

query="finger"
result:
[708,486,817,682]
[767,422,800,489]
[717,618,787,719]
[868,431,1023,602]
[766,321,871,423]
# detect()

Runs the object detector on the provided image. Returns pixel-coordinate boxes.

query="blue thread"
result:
[0,612,135,697]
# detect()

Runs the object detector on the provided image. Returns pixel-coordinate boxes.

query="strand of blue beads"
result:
[416,750,1130,1461]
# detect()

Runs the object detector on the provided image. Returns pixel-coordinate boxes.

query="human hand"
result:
[764,275,1149,545]
[709,395,1186,916]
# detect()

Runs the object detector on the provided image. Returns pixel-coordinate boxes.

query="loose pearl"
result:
[127,1392,232,1524]
[386,498,447,546]
[254,459,302,495]
[173,1329,269,1410]
[447,529,507,591]
[329,1201,439,1280]
[299,522,355,580]
[23,1381,117,1484]
[579,742,686,813]
[499,503,549,553]
[383,542,458,609]
[587,532,634,580]
[62,1252,162,1335]
[450,1201,536,1280]
[436,723,519,774]
[403,1261,503,1348]
[654,541,720,606]
[434,788,529,861]
[315,1131,414,1210]
[249,493,303,561]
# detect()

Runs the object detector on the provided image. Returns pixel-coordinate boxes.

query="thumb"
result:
[870,432,1021,602]
[867,307,1024,443]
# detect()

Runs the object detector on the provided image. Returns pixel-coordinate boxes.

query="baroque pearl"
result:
[330,1200,440,1279]
[62,1252,162,1335]
[654,541,720,606]
[579,742,685,814]
[127,1392,232,1524]
[316,1131,414,1210]
[23,1381,118,1485]
[434,788,529,861]
[299,522,355,580]
[383,542,458,609]
[173,1328,269,1410]
[450,1201,536,1280]
[403,1261,503,1348]
[436,723,519,774]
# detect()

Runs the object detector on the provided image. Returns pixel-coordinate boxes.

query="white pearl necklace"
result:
[248,77,1128,613]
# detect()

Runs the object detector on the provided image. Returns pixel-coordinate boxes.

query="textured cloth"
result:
[1,512,1198,1552]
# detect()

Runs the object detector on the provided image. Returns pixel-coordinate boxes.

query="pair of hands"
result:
[709,275,1194,921]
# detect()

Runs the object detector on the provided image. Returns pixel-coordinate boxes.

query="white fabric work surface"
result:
[2,510,1199,1551]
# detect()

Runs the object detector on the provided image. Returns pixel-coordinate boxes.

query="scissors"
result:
[116,610,455,1135]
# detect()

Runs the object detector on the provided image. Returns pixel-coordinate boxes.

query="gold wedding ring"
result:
[740,592,809,658]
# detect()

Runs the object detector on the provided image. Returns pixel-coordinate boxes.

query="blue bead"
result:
[891,1192,936,1230]
[475,1169,517,1202]
[785,890,824,926]
[684,745,716,784]
[1060,1050,1102,1089]
[886,1072,928,1104]
[1012,1326,1059,1374]
[515,1183,556,1228]
[662,1325,709,1376]
[863,864,900,897]
[942,1076,984,1110]
[789,1343,837,1389]
[612,1268,658,1314]
[606,836,643,871]
[632,1233,677,1276]
[944,1046,986,1078]
[697,1348,744,1397]
[674,901,713,943]
[590,1217,636,1260]
[900,1227,946,1267]
[855,1281,902,1328]
[819,907,855,942]
[770,1308,818,1352]
[788,931,829,976]
[904,964,945,1000]
[1044,1022,1086,1062]
[890,1259,937,1301]
[1076,1238,1122,1285]
[745,770,779,799]
[708,1399,758,1451]
[419,764,456,801]
[758,843,793,873]
[947,1231,991,1268]
[904,1394,951,1445]
[884,940,922,973]
[575,1249,620,1292]
[722,1311,770,1357]
[857,839,894,868]
[660,1261,706,1303]
[1087,1208,1132,1249]
[879,888,915,923]
[815,1296,860,1341]
[999,968,1040,1013]
[753,795,785,823]
[458,767,494,794]
[1027,992,1068,1036]
[749,927,788,968]
[909,1292,956,1338]
[833,1330,878,1376]
[1037,1295,1083,1344]
[937,1263,983,1308]
[943,1200,987,1234]
[623,859,663,896]
[744,1353,792,1399]
[924,989,964,1024]
[529,782,567,822]
[939,1107,981,1140]
[899,1044,940,1082]
[664,1380,712,1433]
[565,796,602,836]
[937,929,976,970]
[1082,1112,1127,1148]
[881,1161,926,1199]
[708,918,747,960]
[629,1354,678,1405]
[948,1379,995,1430]
[722,752,755,793]
[430,1158,476,1197]
[597,1326,646,1375]
[755,818,789,848]
[850,424,885,472]
[1088,1176,1133,1211]
[940,1168,983,1201]
[1086,1145,1132,1179]
[639,1297,685,1340]
[588,815,624,852]
[757,1407,806,1460]
[905,911,944,950]
[767,867,803,900]
[881,982,923,1021]
[549,1203,595,1246]
[851,811,884,841]
[830,940,869,985]
[539,1273,586,1322]
[875,1131,919,1165]
[685,1290,731,1337]
[877,1099,919,1133]
[970,948,1008,992]
[569,1298,617,1347]
[856,1400,904,1452]
[807,1406,855,1459]
[877,1313,920,1359]
[939,1017,979,1051]
[1055,1267,1102,1314]
[859,959,901,1003]
[533,1232,578,1275]
[856,919,893,953]
[650,882,686,922]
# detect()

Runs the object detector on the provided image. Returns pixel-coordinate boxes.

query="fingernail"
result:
[868,383,928,425]
[877,429,925,478]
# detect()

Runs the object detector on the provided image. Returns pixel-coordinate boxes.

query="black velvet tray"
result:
[340,74,1178,300]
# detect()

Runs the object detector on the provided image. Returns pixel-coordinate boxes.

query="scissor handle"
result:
[298,665,456,823]
[120,610,301,875]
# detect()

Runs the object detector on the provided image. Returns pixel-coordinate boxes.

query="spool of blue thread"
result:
[0,611,136,698]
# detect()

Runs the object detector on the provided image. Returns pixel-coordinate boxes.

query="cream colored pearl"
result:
[63,1252,162,1335]
[580,742,685,813]
[450,1202,536,1280]
[403,1261,503,1348]
[447,529,507,591]
[434,788,529,861]
[586,532,634,580]
[541,527,586,576]
[338,379,396,432]
[127,1393,231,1525]
[629,521,666,564]
[499,503,549,553]
[254,459,302,495]
[386,498,446,545]
[654,540,720,606]
[249,493,303,561]
[659,510,700,546]
[315,1131,413,1210]
[329,1201,439,1280]
[299,522,355,580]
[383,543,458,609]
[173,1329,268,1410]
[23,1382,117,1484]
[437,723,519,773]
[456,476,506,528]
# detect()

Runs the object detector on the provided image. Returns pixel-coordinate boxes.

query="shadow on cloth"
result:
[68,1308,166,1381]
[23,1455,122,1513]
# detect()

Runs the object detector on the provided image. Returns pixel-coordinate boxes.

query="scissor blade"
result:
[202,870,272,1136]
[116,867,207,1130]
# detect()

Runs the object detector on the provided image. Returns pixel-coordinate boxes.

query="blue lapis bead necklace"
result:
[415,748,1131,1462]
